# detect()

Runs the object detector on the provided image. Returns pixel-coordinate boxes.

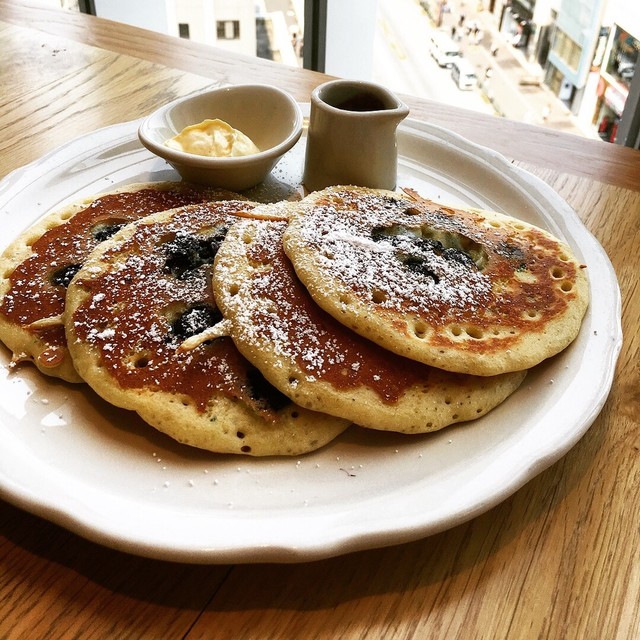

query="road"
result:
[262,0,494,117]
[372,0,495,115]
[260,0,591,136]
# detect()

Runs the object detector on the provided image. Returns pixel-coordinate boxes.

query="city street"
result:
[262,0,494,114]
[372,0,495,114]
[371,0,592,137]
[262,0,592,137]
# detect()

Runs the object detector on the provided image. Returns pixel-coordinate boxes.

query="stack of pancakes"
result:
[0,183,589,456]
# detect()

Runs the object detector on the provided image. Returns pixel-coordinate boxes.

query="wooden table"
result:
[1,2,638,638]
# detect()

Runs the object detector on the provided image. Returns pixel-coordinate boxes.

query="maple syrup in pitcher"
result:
[332,92,388,112]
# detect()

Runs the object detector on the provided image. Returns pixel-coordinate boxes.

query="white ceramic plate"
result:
[0,116,621,563]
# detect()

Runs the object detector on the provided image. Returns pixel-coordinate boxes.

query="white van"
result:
[429,32,460,68]
[451,59,478,90]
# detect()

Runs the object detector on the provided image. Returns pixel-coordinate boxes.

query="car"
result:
[451,59,478,90]
[618,61,635,82]
[429,32,460,68]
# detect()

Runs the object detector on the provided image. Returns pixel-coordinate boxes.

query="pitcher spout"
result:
[387,101,410,126]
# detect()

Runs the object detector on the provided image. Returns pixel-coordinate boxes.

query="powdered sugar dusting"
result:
[217,218,432,402]
[292,190,492,320]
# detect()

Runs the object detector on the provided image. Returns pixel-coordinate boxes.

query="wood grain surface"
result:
[0,2,639,639]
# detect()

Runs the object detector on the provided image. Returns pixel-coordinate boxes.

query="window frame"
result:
[302,0,639,148]
[216,19,240,41]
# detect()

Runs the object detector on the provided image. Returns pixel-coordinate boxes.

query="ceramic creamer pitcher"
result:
[302,79,409,192]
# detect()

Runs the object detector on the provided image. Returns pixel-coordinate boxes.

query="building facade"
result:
[486,0,638,142]
[543,0,607,117]
[92,0,257,57]
[592,2,639,141]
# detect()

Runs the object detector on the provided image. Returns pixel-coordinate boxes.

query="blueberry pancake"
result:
[283,186,589,376]
[0,181,241,383]
[213,207,526,433]
[64,201,349,456]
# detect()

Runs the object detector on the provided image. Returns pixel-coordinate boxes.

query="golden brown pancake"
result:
[64,200,349,456]
[0,181,242,382]
[282,186,589,376]
[213,206,526,433]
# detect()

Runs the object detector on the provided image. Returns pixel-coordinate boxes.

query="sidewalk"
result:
[433,1,593,137]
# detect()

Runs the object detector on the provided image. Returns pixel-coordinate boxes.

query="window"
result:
[546,64,564,95]
[553,29,582,72]
[73,0,639,147]
[217,20,240,41]
[606,26,639,89]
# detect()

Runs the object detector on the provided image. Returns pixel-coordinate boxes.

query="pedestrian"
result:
[490,41,499,57]
[458,12,465,28]
[472,24,483,45]
[541,103,551,122]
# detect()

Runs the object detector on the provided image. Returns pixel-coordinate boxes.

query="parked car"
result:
[451,59,478,90]
[429,32,460,68]
[618,61,635,82]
